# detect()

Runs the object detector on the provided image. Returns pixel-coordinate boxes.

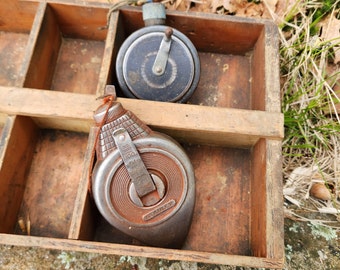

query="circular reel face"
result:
[116,26,200,103]
[101,148,189,227]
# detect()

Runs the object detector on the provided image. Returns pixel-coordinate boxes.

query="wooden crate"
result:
[0,0,284,268]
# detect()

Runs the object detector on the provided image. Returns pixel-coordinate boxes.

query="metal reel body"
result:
[116,25,200,103]
[92,132,195,248]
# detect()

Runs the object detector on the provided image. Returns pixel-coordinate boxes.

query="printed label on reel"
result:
[142,199,176,221]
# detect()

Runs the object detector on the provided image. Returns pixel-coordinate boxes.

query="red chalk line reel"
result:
[91,89,195,248]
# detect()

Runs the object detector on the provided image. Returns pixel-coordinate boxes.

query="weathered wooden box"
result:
[0,0,284,268]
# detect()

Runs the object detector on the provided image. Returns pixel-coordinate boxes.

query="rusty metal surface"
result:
[92,97,195,248]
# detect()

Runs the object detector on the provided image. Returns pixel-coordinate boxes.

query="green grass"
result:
[279,0,340,176]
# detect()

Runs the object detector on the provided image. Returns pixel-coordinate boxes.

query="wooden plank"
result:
[0,233,284,268]
[250,139,284,259]
[0,116,39,233]
[22,0,111,9]
[0,86,284,147]
[250,138,267,257]
[0,0,38,32]
[68,128,96,240]
[264,140,284,259]
[96,10,121,96]
[49,3,108,40]
[251,23,280,112]
[23,3,62,89]
[21,0,109,39]
[251,28,266,111]
[119,6,265,55]
[263,23,281,112]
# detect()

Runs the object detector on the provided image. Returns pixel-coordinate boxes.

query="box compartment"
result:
[0,116,38,233]
[68,132,281,260]
[0,0,38,87]
[89,144,253,256]
[109,7,278,112]
[0,115,89,238]
[23,2,109,94]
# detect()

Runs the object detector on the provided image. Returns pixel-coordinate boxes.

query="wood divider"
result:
[0,233,284,268]
[0,86,283,147]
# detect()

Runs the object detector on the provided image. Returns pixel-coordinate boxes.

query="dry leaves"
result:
[208,0,277,18]
[210,0,237,14]
[284,166,339,216]
[319,14,340,64]
[166,0,281,18]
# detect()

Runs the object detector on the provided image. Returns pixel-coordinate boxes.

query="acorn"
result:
[310,183,332,201]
